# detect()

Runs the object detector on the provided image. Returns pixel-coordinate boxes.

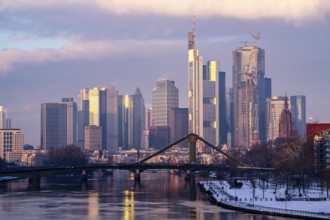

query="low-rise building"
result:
[313,129,330,173]
[0,129,24,162]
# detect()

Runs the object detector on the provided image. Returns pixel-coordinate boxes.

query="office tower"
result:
[118,88,145,149]
[278,97,295,138]
[233,46,267,147]
[132,88,145,149]
[88,86,118,151]
[149,126,170,149]
[105,86,119,151]
[169,108,188,147]
[218,71,227,146]
[225,88,234,148]
[118,94,131,149]
[290,95,306,138]
[141,107,152,149]
[0,106,10,129]
[266,96,287,141]
[202,61,226,146]
[145,107,152,130]
[152,79,179,126]
[84,125,102,151]
[265,78,272,99]
[40,98,77,150]
[77,89,89,148]
[188,18,203,137]
[0,129,24,162]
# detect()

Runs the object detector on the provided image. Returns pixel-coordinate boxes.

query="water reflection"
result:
[0,171,292,220]
[88,191,99,218]
[122,190,135,220]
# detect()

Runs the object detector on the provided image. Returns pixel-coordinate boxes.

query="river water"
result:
[0,170,291,220]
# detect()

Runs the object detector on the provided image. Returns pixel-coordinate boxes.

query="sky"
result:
[0,0,329,146]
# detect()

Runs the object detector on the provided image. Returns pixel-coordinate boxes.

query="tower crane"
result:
[236,19,260,46]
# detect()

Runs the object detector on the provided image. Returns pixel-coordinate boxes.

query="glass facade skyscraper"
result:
[152,79,179,126]
[266,96,287,141]
[290,95,306,138]
[88,86,119,151]
[40,98,77,150]
[77,89,89,148]
[188,21,203,137]
[118,88,145,149]
[233,46,268,147]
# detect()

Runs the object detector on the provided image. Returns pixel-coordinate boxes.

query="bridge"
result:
[0,133,274,188]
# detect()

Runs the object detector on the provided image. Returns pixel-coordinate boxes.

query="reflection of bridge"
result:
[0,134,274,188]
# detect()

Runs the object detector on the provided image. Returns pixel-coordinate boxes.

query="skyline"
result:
[0,1,329,146]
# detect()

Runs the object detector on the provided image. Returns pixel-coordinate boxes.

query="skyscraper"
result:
[77,89,89,148]
[132,88,145,149]
[40,98,77,150]
[266,96,287,141]
[202,61,226,146]
[233,46,267,147]
[152,79,179,126]
[169,108,188,147]
[225,87,234,147]
[0,106,11,129]
[88,86,119,151]
[290,95,306,138]
[118,88,145,149]
[188,18,203,137]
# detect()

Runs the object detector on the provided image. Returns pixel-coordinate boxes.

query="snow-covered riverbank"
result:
[199,180,330,219]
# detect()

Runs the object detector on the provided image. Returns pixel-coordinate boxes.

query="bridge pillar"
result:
[188,134,197,164]
[28,173,40,190]
[102,169,113,176]
[134,170,141,182]
[81,170,88,182]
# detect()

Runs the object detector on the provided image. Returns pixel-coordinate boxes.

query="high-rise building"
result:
[152,79,179,126]
[0,129,24,162]
[169,108,188,147]
[265,78,272,99]
[77,89,89,148]
[278,97,295,138]
[218,71,227,146]
[145,107,152,130]
[118,88,145,149]
[149,126,170,149]
[40,98,77,150]
[105,86,119,151]
[232,46,268,147]
[84,125,102,151]
[266,96,287,141]
[132,88,145,149]
[290,95,306,138]
[88,86,119,151]
[225,87,234,148]
[188,19,203,137]
[202,61,226,146]
[0,106,11,129]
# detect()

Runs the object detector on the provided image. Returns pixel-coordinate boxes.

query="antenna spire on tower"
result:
[193,11,196,34]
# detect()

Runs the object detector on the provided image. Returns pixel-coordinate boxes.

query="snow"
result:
[200,180,330,219]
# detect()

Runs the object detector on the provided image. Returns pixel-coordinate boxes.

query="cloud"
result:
[0,39,184,74]
[2,0,330,23]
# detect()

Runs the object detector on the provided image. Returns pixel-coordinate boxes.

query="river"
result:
[0,170,292,220]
